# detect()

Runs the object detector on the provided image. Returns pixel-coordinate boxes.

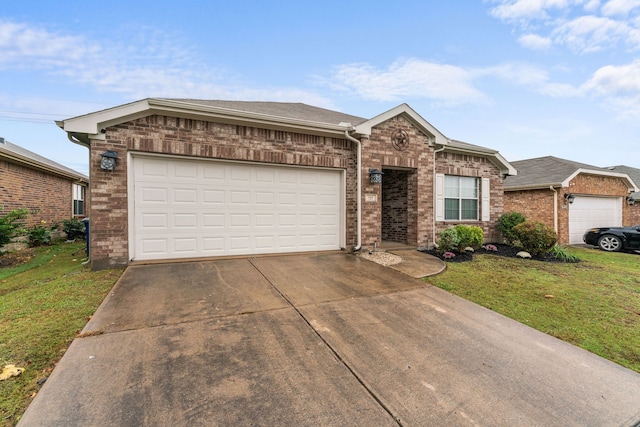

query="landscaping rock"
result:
[516,251,532,259]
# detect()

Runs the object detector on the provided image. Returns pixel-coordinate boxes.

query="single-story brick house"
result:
[58,98,516,269]
[504,156,638,244]
[606,165,640,225]
[0,137,89,227]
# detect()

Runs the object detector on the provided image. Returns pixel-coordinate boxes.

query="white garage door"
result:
[130,155,343,261]
[569,196,622,244]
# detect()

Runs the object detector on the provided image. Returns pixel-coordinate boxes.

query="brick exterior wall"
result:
[628,204,640,225]
[90,115,357,269]
[434,152,505,242]
[382,169,409,243]
[0,158,81,227]
[360,116,434,249]
[504,173,632,244]
[88,113,506,268]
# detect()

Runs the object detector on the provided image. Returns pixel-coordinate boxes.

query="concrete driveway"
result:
[19,253,640,426]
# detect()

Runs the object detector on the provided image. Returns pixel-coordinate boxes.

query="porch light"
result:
[100,150,118,171]
[626,196,636,206]
[369,169,383,184]
[564,193,575,204]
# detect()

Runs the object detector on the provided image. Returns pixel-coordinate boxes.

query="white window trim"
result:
[435,174,490,222]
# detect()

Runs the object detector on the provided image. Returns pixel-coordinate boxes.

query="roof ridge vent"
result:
[0,137,4,144]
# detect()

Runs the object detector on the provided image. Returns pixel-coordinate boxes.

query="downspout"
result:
[344,130,362,251]
[432,143,447,248]
[550,186,558,233]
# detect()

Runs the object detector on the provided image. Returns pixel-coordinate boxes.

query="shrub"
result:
[453,225,484,250]
[28,221,51,247]
[511,221,557,256]
[0,208,29,247]
[437,227,461,254]
[62,218,86,240]
[498,212,526,245]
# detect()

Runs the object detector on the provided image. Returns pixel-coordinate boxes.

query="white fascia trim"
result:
[562,169,640,192]
[353,103,449,145]
[60,98,352,140]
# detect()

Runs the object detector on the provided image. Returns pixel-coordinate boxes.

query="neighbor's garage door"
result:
[131,155,343,261]
[569,196,622,244]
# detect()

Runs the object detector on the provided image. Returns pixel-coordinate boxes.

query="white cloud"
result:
[327,59,489,106]
[551,15,632,51]
[581,60,640,117]
[0,20,335,109]
[518,33,553,49]
[488,0,640,52]
[488,0,579,22]
[602,0,640,16]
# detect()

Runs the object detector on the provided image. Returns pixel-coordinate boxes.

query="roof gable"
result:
[505,156,638,191]
[353,103,448,146]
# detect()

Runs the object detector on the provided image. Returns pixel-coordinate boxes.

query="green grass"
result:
[427,246,640,373]
[0,242,124,426]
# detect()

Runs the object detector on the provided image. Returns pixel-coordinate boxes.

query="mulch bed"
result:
[422,243,572,263]
[0,248,36,268]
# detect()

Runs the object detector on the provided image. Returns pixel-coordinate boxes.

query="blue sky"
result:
[2,0,640,175]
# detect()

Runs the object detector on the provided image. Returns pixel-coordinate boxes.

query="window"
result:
[73,184,86,216]
[444,176,478,220]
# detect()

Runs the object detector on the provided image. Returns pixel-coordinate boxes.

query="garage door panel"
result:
[569,196,622,244]
[131,156,343,260]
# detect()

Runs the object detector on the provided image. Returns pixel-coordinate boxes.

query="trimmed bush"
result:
[454,225,484,250]
[62,218,86,240]
[498,212,526,245]
[437,227,461,254]
[511,221,557,256]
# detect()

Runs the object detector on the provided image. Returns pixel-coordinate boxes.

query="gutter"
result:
[344,130,362,251]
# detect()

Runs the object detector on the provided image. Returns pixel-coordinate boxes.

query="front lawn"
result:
[0,242,124,426]
[426,246,640,373]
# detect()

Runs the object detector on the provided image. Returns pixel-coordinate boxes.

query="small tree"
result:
[0,208,29,247]
[511,221,557,256]
[498,212,526,245]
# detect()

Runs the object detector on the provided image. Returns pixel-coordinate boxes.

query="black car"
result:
[583,225,640,252]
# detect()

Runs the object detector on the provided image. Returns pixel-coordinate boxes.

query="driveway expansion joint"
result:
[248,258,404,427]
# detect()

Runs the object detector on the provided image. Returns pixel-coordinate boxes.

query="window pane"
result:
[444,198,459,220]
[460,177,477,198]
[461,199,478,220]
[444,176,459,198]
[74,200,85,216]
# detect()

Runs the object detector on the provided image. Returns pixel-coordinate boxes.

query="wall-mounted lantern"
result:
[100,150,118,171]
[626,196,636,206]
[564,193,575,204]
[369,168,383,184]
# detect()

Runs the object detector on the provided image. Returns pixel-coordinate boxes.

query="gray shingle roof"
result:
[0,138,88,181]
[165,99,368,127]
[607,165,640,197]
[504,156,611,189]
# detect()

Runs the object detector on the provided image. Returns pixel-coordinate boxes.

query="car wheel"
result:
[597,235,622,252]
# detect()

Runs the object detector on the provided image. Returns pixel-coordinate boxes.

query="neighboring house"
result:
[57,98,516,269]
[504,156,638,245]
[606,165,640,225]
[0,137,89,227]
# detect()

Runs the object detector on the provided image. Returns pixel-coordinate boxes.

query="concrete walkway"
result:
[19,253,640,426]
